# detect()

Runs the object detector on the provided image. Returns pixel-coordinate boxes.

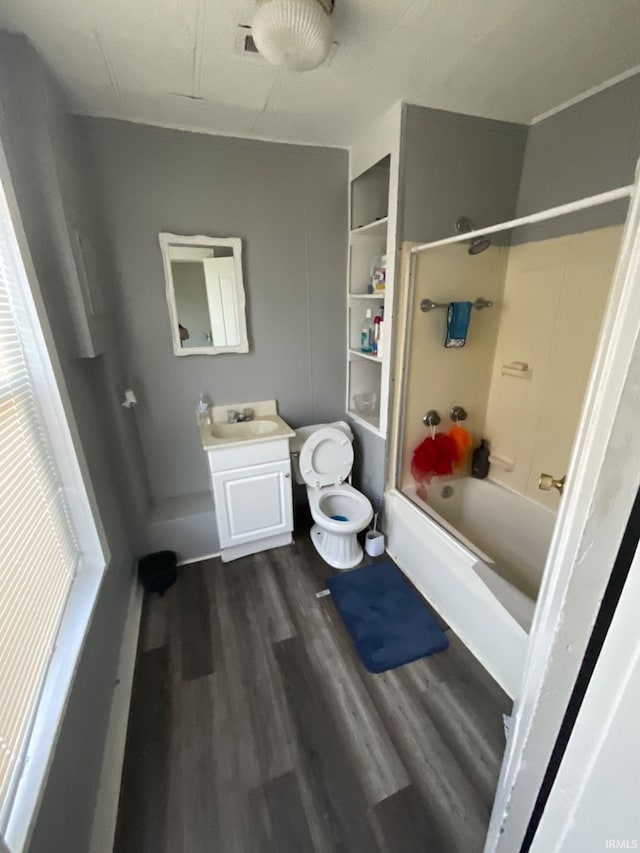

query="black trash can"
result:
[138,550,178,596]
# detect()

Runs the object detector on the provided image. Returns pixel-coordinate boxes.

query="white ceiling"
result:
[1,0,639,147]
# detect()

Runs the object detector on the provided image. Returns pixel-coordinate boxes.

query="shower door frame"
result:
[385,162,640,853]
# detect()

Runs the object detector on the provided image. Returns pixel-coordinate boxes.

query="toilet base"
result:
[310,523,364,570]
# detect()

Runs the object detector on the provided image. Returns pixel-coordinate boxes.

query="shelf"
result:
[349,292,386,300]
[351,155,390,231]
[350,216,388,238]
[348,348,383,364]
[348,409,382,435]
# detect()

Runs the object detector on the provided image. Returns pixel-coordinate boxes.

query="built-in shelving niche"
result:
[350,155,390,231]
[346,153,392,437]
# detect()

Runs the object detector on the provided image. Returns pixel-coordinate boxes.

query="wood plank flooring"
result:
[115,535,511,853]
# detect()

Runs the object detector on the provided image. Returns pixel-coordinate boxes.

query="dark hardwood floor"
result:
[114,534,511,853]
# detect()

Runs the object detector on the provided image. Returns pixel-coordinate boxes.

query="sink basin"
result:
[210,419,280,440]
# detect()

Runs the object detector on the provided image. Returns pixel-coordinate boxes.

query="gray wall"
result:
[514,73,640,241]
[350,422,386,509]
[0,34,148,853]
[74,118,349,527]
[401,103,528,243]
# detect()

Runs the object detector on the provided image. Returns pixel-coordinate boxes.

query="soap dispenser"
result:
[196,393,211,427]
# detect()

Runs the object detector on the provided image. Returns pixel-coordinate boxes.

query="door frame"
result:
[486,160,640,851]
[526,522,640,851]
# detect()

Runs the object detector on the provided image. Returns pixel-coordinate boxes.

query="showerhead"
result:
[455,216,492,255]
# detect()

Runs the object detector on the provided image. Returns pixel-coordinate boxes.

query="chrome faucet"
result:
[227,407,254,423]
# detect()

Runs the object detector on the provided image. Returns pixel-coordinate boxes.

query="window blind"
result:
[0,189,80,826]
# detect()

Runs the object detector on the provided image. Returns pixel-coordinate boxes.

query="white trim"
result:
[349,216,389,236]
[0,133,108,851]
[177,551,221,566]
[348,348,383,364]
[528,540,640,851]
[158,233,249,356]
[5,566,106,853]
[410,184,634,255]
[530,65,640,125]
[0,120,108,569]
[486,162,640,852]
[88,576,143,853]
[346,101,403,441]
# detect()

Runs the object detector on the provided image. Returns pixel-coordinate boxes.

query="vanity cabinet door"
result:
[212,459,293,548]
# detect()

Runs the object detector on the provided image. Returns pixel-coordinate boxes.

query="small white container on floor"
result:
[365,530,385,557]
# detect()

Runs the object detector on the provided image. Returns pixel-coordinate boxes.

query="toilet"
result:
[291,421,373,570]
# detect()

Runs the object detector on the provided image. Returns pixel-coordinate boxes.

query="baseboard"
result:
[88,574,143,853]
[177,550,221,566]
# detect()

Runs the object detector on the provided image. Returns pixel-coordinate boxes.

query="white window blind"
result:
[0,185,81,828]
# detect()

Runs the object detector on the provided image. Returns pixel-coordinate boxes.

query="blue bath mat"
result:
[326,562,449,674]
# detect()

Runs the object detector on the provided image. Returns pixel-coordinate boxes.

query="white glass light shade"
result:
[252,0,331,72]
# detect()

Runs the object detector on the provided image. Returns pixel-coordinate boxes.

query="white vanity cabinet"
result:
[206,435,294,562]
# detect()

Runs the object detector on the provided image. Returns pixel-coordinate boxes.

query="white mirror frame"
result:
[159,232,249,356]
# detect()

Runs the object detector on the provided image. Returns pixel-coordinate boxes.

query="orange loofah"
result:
[449,424,473,468]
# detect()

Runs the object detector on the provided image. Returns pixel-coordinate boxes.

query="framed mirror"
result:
[159,233,249,356]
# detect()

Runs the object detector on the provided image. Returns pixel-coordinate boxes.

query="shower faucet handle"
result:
[422,410,441,427]
[450,406,468,422]
[539,472,566,496]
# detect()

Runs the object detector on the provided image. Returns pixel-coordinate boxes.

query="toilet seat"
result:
[299,426,353,488]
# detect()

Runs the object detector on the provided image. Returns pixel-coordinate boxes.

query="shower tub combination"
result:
[386,481,555,697]
[385,186,631,697]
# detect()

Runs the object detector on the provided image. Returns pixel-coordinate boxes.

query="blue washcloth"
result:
[445,301,473,348]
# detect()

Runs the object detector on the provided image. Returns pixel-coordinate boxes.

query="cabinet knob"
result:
[284,473,290,479]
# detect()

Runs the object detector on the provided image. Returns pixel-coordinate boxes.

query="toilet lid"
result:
[299,426,353,488]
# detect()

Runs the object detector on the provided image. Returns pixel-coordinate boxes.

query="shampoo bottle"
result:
[372,312,382,357]
[360,309,373,353]
[471,439,490,479]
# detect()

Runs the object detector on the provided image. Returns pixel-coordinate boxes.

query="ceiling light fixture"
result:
[252,0,334,72]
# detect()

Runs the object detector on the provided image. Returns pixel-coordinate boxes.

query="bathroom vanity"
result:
[201,401,295,562]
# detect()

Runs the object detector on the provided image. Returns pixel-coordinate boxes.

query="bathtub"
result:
[414,477,556,601]
[384,481,556,697]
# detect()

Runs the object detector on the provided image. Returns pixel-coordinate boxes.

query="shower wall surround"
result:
[483,225,624,507]
[399,241,509,488]
[400,224,623,515]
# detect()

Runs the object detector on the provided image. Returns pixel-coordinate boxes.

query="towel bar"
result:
[420,297,493,313]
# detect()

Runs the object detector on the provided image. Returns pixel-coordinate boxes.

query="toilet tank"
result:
[290,420,354,484]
